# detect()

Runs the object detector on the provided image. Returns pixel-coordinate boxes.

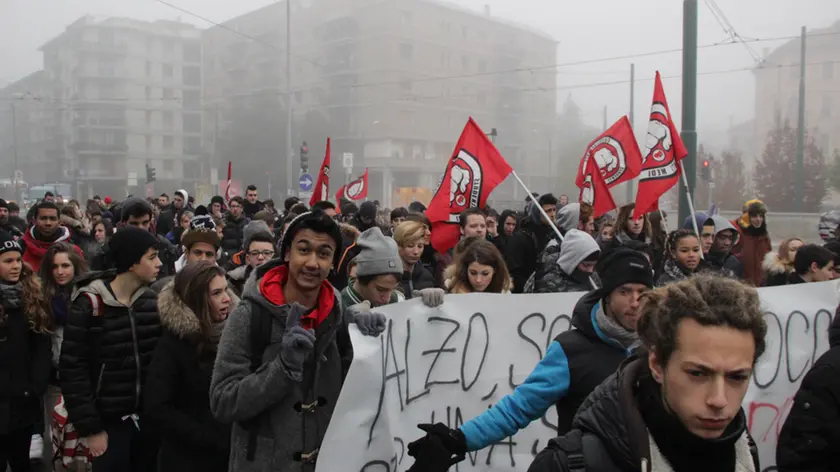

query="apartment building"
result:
[203,0,557,204]
[39,16,202,198]
[750,20,840,179]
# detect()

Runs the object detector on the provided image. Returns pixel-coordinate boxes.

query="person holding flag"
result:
[309,138,331,207]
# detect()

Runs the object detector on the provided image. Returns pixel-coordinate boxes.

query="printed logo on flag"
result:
[446,149,483,223]
[346,177,366,200]
[643,103,674,166]
[581,136,630,186]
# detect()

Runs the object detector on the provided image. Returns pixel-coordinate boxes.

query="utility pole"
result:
[10,104,20,204]
[285,0,294,197]
[628,63,636,203]
[795,26,807,212]
[679,0,698,224]
[602,105,607,130]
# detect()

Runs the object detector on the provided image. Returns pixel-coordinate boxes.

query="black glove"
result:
[407,423,466,472]
[406,433,461,472]
[280,303,316,381]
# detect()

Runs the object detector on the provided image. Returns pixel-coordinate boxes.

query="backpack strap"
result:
[542,429,587,472]
[243,304,273,462]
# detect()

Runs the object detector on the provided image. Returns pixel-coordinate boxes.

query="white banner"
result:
[317,282,838,472]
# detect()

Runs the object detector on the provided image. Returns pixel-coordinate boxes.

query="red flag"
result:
[224,161,232,205]
[336,169,368,201]
[427,118,513,253]
[310,138,330,206]
[579,158,617,218]
[575,116,642,191]
[633,72,688,219]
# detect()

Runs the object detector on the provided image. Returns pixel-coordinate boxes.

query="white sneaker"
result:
[29,433,43,461]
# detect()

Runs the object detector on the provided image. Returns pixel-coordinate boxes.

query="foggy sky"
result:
[3,0,840,151]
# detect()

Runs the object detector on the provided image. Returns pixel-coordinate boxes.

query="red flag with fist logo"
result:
[427,118,513,253]
[576,116,642,218]
[310,138,331,207]
[633,72,688,219]
[335,169,369,201]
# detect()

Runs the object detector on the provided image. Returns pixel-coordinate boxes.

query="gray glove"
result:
[413,288,445,308]
[348,301,387,337]
[280,303,316,381]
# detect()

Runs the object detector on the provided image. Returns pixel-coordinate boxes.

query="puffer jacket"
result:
[221,213,248,253]
[400,261,437,298]
[0,283,52,434]
[762,252,793,287]
[90,233,177,279]
[505,203,557,293]
[59,270,162,437]
[776,311,840,471]
[529,357,759,472]
[144,281,235,472]
[209,259,350,472]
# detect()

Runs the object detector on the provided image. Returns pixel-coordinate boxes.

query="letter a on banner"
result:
[426,118,513,253]
[632,71,688,218]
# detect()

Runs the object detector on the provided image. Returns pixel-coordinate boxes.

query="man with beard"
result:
[406,249,653,461]
[507,194,559,293]
[0,199,22,238]
[221,196,248,254]
[22,201,83,271]
[156,190,189,238]
[350,201,378,233]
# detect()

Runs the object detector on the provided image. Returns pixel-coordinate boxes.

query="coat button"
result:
[803,402,811,410]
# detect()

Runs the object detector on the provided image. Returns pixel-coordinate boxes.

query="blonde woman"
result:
[762,237,803,287]
[393,221,442,304]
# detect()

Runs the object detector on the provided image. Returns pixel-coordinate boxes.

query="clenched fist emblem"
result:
[449,165,470,207]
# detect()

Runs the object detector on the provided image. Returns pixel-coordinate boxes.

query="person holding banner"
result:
[527,275,765,472]
[393,221,440,303]
[445,238,512,294]
[339,227,405,308]
[407,249,654,462]
[209,210,386,472]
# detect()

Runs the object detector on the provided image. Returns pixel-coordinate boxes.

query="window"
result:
[183,66,200,86]
[824,62,834,80]
[821,95,832,118]
[145,135,152,152]
[478,60,487,73]
[163,159,174,171]
[462,26,468,40]
[145,61,152,76]
[400,80,413,94]
[183,113,201,133]
[163,64,173,79]
[163,135,173,150]
[145,111,152,127]
[183,41,201,63]
[183,90,200,110]
[401,11,412,25]
[163,111,173,128]
[462,56,469,70]
[295,91,303,104]
[184,136,201,155]
[790,63,799,79]
[145,87,152,100]
[400,43,413,60]
[163,88,173,99]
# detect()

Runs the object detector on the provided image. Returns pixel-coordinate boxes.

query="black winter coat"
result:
[221,213,248,253]
[144,281,231,472]
[0,284,51,434]
[777,312,840,471]
[400,262,437,298]
[59,271,162,437]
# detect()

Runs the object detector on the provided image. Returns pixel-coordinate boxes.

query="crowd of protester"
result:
[0,186,837,472]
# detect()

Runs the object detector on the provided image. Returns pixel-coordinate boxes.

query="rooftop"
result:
[39,15,199,51]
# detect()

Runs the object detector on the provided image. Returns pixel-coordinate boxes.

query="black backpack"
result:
[529,430,617,472]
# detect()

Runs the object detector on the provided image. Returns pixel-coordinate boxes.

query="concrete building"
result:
[203,0,557,205]
[38,16,203,198]
[752,20,840,177]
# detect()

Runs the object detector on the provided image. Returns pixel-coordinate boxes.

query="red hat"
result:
[104,196,113,204]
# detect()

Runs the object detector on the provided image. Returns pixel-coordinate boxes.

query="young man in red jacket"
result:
[22,201,83,271]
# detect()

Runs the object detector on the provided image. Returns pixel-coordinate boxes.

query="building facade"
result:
[203,0,557,205]
[752,20,840,178]
[38,16,203,198]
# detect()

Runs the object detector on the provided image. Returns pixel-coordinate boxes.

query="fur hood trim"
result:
[60,214,84,231]
[157,280,239,338]
[340,223,360,241]
[762,251,793,276]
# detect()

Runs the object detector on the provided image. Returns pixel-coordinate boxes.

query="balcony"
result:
[70,141,128,155]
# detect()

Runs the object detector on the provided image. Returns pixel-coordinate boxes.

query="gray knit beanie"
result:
[243,220,273,252]
[355,227,402,277]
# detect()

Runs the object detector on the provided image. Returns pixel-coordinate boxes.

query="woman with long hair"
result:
[0,233,51,471]
[656,229,705,286]
[762,237,803,287]
[38,243,88,365]
[612,203,651,248]
[447,238,512,294]
[144,261,235,472]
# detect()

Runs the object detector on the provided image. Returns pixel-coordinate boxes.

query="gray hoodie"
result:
[557,229,600,276]
[209,259,347,471]
[555,203,581,234]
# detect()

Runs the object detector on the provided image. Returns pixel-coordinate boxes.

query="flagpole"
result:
[678,161,704,259]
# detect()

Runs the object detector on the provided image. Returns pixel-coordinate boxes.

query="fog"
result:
[2,0,840,204]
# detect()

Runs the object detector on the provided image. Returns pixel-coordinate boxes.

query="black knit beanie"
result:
[596,248,654,295]
[0,231,23,257]
[110,226,160,274]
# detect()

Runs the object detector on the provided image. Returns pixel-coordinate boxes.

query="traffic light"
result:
[300,141,309,173]
[146,164,156,183]
[699,158,713,181]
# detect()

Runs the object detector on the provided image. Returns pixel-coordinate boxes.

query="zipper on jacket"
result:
[95,364,106,398]
[127,307,142,411]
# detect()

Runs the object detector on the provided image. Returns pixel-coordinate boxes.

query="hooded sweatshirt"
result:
[533,229,599,293]
[22,225,82,272]
[706,215,744,279]
[732,199,772,286]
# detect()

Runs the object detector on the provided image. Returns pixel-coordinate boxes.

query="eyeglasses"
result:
[248,250,275,258]
[230,204,242,209]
